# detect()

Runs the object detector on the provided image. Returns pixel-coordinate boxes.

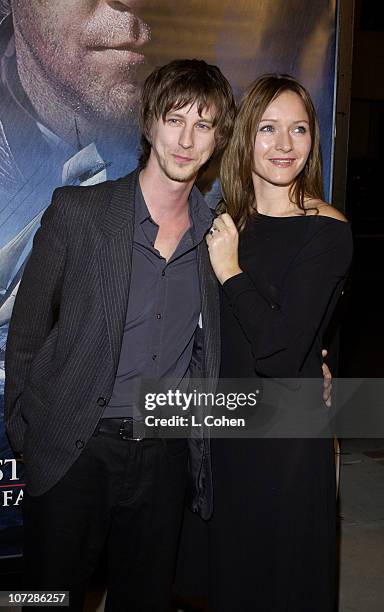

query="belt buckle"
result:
[119,419,143,442]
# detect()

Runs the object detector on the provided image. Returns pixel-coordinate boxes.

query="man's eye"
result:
[168,118,180,125]
[259,125,274,133]
[197,123,210,130]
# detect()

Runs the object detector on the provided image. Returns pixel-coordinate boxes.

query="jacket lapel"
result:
[98,169,138,371]
[197,240,221,389]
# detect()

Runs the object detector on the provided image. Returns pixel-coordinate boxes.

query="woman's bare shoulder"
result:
[306,200,348,222]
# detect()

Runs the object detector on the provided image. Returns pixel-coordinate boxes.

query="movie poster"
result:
[0,0,337,557]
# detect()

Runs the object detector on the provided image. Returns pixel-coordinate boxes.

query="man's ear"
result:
[139,109,153,144]
[143,114,155,145]
[144,128,152,145]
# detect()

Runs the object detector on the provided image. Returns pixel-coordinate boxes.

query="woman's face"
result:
[252,90,312,189]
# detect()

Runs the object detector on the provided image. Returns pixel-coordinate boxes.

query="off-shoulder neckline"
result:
[255,213,349,224]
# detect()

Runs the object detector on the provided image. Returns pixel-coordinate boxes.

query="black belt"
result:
[94,417,155,442]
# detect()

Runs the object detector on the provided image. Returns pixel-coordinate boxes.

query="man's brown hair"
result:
[139,59,236,168]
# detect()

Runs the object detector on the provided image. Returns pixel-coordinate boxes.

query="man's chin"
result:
[89,86,141,124]
[162,160,204,183]
[165,170,199,183]
[61,78,143,127]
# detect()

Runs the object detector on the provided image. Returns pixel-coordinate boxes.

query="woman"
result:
[178,75,352,612]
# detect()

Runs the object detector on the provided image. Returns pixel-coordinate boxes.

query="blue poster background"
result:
[0,0,338,557]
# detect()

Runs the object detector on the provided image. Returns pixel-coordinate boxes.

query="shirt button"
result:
[75,440,85,449]
[156,313,162,319]
[161,270,165,276]
[152,354,157,360]
[97,397,106,407]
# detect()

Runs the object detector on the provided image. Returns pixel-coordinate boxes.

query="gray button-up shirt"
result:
[103,181,213,418]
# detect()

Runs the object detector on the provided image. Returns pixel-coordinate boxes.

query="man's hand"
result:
[322,349,332,407]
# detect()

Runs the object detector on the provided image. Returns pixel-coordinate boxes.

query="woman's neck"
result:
[252,179,298,217]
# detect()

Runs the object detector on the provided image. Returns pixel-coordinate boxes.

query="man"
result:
[0,0,153,332]
[5,59,236,610]
[0,0,225,331]
[2,0,150,148]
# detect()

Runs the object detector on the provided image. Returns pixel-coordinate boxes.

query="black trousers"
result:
[22,431,188,611]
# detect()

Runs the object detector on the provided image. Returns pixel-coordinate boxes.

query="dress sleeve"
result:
[222,220,353,377]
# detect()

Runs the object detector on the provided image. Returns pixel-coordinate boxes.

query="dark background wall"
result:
[339,0,384,376]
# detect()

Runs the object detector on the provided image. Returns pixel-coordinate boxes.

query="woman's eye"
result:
[259,125,274,133]
[294,126,307,134]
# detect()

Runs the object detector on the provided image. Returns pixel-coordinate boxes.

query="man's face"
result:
[148,103,217,183]
[12,0,151,125]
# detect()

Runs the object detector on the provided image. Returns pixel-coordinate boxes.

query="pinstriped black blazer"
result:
[4,169,220,519]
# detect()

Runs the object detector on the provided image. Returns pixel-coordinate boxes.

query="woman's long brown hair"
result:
[220,74,324,230]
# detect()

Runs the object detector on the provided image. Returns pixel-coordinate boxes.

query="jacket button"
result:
[75,440,84,449]
[97,397,106,407]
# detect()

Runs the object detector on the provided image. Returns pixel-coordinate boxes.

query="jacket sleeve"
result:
[221,221,353,377]
[4,189,68,452]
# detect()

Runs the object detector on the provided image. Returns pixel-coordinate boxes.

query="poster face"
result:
[0,0,337,556]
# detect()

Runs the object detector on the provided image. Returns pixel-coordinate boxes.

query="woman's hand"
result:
[206,213,243,284]
[321,349,332,408]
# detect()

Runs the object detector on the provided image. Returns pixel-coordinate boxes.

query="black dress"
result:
[176,213,353,612]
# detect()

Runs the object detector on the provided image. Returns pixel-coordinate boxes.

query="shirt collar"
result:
[135,181,152,224]
[135,180,213,231]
